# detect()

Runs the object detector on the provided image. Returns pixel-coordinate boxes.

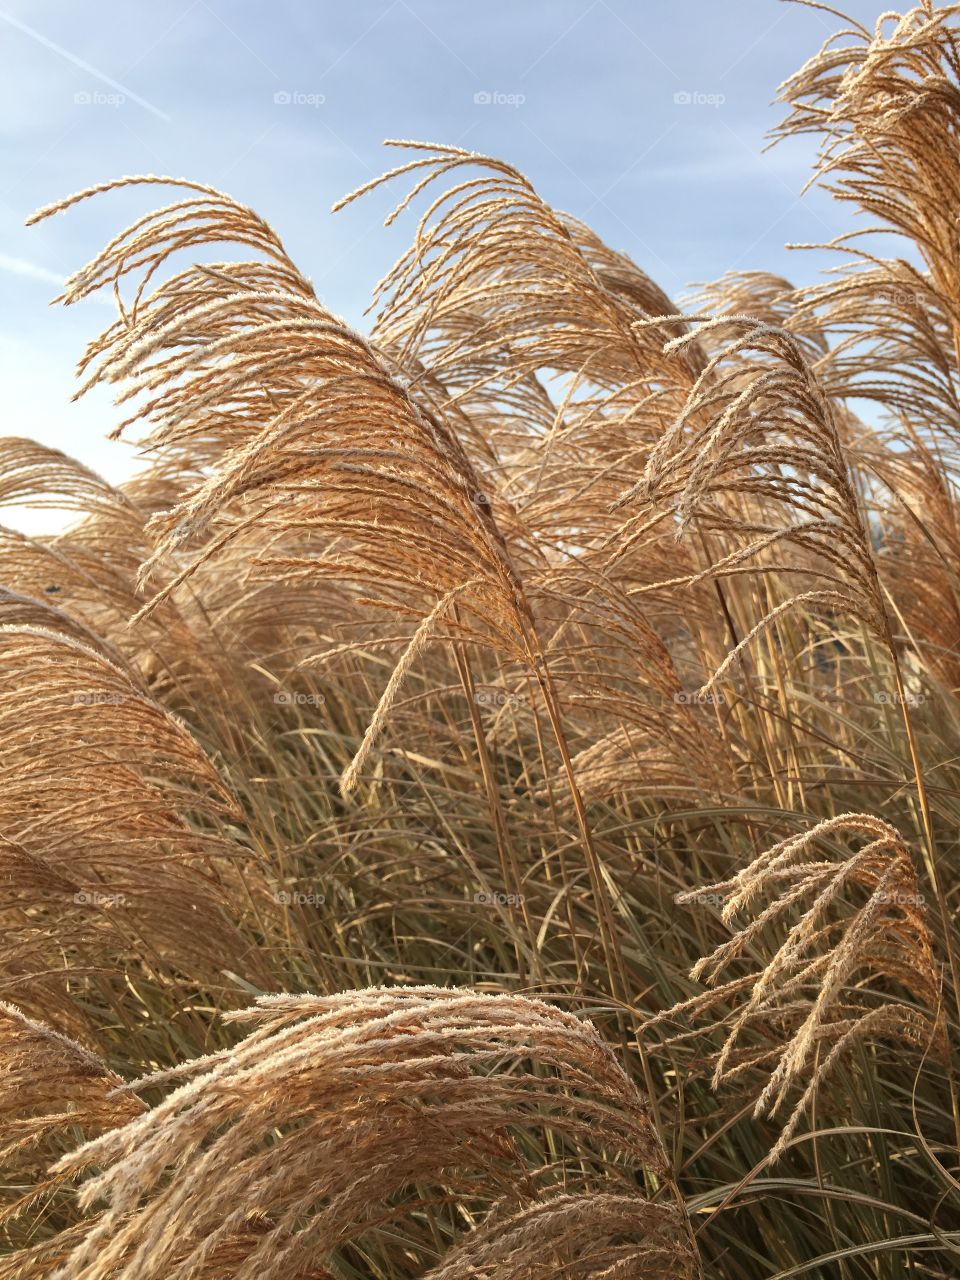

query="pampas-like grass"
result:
[652,813,943,1160]
[337,142,705,568]
[622,316,888,663]
[0,1004,145,1277]
[25,179,537,666]
[777,2,960,407]
[27,168,641,1002]
[420,1192,687,1280]
[0,621,267,1043]
[47,987,699,1280]
[0,1002,144,1182]
[0,438,244,713]
[4,3,960,1275]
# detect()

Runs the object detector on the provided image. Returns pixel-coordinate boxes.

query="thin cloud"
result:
[0,253,63,286]
[0,9,171,121]
[0,254,113,306]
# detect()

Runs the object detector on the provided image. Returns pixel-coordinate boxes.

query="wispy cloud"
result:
[0,8,171,121]
[0,253,63,286]
[0,254,115,306]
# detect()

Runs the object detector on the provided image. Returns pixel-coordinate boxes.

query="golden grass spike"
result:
[776,2,960,438]
[0,438,243,714]
[30,175,548,664]
[651,812,943,1161]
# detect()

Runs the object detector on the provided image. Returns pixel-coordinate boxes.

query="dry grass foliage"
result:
[0,623,262,1032]
[2,2,960,1276]
[625,316,890,682]
[0,1004,145,1279]
[48,988,696,1280]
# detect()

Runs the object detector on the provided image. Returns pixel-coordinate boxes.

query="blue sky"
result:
[0,0,885,530]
